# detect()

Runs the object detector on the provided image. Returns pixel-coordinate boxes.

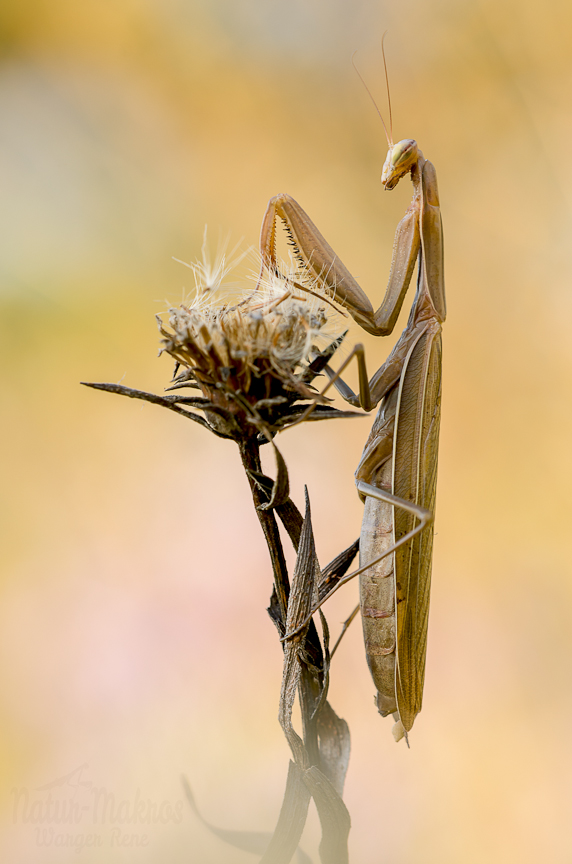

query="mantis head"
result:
[351,47,419,191]
[382,139,419,190]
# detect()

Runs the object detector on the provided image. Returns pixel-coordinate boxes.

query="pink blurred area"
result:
[1,0,572,861]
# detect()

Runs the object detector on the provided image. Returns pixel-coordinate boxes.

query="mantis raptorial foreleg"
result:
[260,122,446,739]
[258,157,444,338]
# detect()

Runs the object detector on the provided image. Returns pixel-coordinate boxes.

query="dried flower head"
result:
[157,242,352,441]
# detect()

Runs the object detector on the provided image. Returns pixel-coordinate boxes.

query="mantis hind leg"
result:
[358,473,432,744]
[329,603,360,659]
[280,479,432,640]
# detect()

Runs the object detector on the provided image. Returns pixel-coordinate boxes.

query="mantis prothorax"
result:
[257,63,446,741]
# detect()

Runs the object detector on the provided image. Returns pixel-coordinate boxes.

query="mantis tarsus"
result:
[258,75,446,741]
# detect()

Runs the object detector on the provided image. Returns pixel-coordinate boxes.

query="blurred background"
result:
[1,0,571,861]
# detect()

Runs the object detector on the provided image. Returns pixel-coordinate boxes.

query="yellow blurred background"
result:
[1,0,571,861]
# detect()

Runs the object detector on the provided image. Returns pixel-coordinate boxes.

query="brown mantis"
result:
[257,61,445,742]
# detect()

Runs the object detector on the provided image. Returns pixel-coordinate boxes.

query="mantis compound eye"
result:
[391,139,418,168]
[381,139,419,189]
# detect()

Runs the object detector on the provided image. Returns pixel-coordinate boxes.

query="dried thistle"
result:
[157,249,354,442]
[83,243,360,446]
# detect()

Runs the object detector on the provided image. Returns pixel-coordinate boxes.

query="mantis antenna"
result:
[381,32,393,144]
[351,33,394,148]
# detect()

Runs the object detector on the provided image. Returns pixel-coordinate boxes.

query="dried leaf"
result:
[80,382,233,438]
[300,334,348,384]
[182,777,270,854]
[259,761,311,864]
[246,469,304,549]
[316,703,351,799]
[303,767,351,864]
[258,444,290,510]
[279,489,320,767]
[276,406,365,428]
[319,539,360,603]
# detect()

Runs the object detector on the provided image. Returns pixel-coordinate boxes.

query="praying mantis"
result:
[257,61,445,742]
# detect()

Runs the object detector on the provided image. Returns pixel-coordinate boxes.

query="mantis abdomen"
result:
[360,457,399,718]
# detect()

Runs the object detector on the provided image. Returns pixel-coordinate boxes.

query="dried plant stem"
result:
[239,437,351,863]
[238,438,326,762]
[239,438,291,624]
